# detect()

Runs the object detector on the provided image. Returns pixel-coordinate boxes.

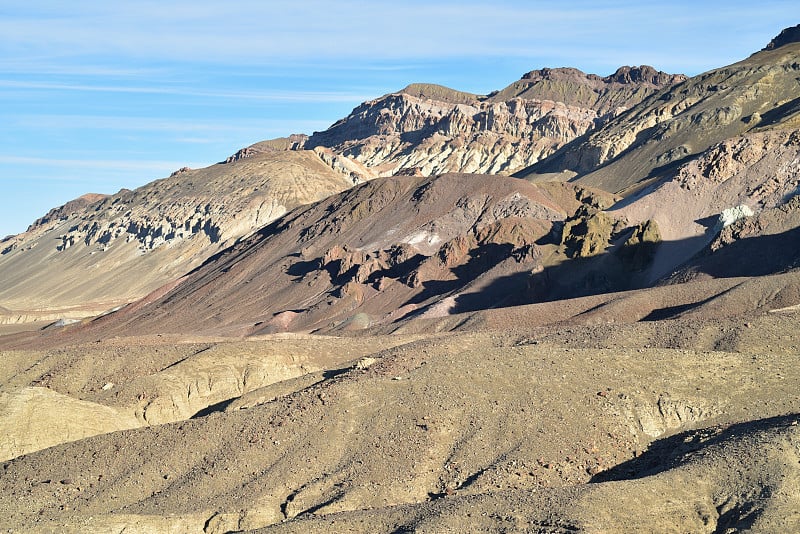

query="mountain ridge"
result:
[518,40,800,195]
[302,64,685,178]
[0,150,355,323]
[2,25,800,534]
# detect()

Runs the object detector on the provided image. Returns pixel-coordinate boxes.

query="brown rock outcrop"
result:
[505,66,686,114]
[604,65,685,86]
[763,24,800,50]
[618,219,661,272]
[26,193,108,232]
[224,135,309,163]
[561,207,617,258]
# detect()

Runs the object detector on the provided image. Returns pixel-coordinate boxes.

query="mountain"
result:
[0,66,684,331]
[17,174,616,341]
[2,25,800,534]
[519,31,800,195]
[486,65,686,113]
[500,29,800,288]
[19,34,798,340]
[302,66,684,178]
[0,150,354,326]
[22,160,799,345]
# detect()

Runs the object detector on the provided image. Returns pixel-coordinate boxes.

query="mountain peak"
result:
[604,65,687,86]
[519,66,686,86]
[398,83,478,104]
[521,67,597,82]
[763,24,800,50]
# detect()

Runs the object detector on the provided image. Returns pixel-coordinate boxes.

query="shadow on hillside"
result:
[590,413,800,483]
[638,295,718,321]
[757,95,800,128]
[450,272,533,313]
[589,414,799,530]
[191,397,238,418]
[183,215,292,278]
[679,225,800,278]
[514,122,670,183]
[439,225,800,316]
[403,243,518,307]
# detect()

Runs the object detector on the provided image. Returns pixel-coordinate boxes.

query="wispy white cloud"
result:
[0,0,795,238]
[8,114,330,134]
[0,155,187,173]
[173,137,216,145]
[0,80,173,94]
[0,61,163,77]
[0,79,371,103]
[1,0,793,72]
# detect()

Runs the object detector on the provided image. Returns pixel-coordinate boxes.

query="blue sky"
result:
[0,1,795,237]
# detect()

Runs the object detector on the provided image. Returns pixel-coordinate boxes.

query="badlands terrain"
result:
[1,25,800,533]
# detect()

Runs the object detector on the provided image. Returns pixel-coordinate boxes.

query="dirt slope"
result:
[10,154,799,348]
[604,128,800,281]
[1,309,799,532]
[7,173,620,345]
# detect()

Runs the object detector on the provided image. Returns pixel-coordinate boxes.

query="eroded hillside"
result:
[2,310,800,532]
[521,37,800,195]
[0,150,355,325]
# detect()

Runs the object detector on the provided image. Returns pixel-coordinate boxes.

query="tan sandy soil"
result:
[1,305,799,532]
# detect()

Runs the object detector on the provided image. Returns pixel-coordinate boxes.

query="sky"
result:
[0,1,795,237]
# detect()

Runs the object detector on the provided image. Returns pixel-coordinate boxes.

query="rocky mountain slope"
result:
[609,128,800,281]
[10,174,616,342]
[17,156,800,347]
[521,31,800,195]
[5,28,798,344]
[22,72,800,343]
[0,66,684,331]
[301,66,685,178]
[0,150,354,325]
[2,24,800,534]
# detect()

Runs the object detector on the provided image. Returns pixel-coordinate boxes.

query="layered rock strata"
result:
[303,67,685,178]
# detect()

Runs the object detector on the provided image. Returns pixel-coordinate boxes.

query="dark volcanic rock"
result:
[27,193,108,232]
[520,66,686,87]
[764,24,800,50]
[604,65,686,86]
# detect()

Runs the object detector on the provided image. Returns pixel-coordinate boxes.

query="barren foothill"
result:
[2,24,800,534]
[1,309,799,532]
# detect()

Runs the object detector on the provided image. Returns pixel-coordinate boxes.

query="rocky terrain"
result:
[0,173,614,343]
[301,66,685,178]
[1,296,799,532]
[1,24,800,534]
[521,36,800,195]
[13,121,797,342]
[0,66,683,332]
